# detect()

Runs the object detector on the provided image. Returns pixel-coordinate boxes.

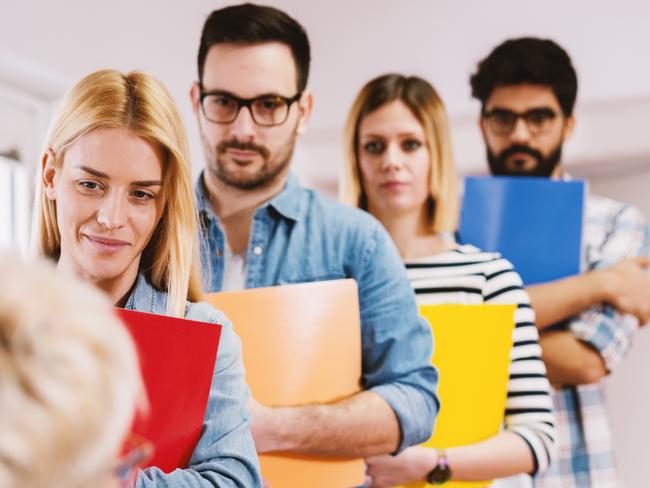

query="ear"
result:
[42,150,58,200]
[296,90,313,136]
[562,114,575,142]
[190,81,202,117]
[478,115,492,146]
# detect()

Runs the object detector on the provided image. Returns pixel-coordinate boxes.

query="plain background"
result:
[1,1,649,484]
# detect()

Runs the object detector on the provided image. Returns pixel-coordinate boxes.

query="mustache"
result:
[217,139,270,159]
[497,144,544,162]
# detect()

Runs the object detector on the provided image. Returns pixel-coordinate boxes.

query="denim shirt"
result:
[197,172,439,452]
[127,274,262,488]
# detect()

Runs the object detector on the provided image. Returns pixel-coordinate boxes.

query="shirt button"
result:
[253,246,263,256]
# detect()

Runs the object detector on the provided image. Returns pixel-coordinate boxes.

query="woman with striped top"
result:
[341,74,555,487]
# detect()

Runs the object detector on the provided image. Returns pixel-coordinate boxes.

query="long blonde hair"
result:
[0,253,142,488]
[341,73,459,232]
[33,69,201,317]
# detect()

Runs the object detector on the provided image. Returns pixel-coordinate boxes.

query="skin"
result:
[358,100,452,258]
[480,83,574,177]
[42,127,164,306]
[360,100,534,485]
[191,41,401,457]
[480,83,650,387]
[190,42,312,254]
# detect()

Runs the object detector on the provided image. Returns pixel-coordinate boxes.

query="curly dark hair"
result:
[470,37,578,116]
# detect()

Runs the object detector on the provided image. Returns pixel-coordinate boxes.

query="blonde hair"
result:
[0,253,142,488]
[33,69,201,317]
[341,74,459,232]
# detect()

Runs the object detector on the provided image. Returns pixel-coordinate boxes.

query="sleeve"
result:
[354,220,440,453]
[569,204,650,371]
[483,257,556,475]
[136,304,262,487]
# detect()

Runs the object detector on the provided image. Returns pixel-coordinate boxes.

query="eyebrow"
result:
[489,106,555,112]
[360,131,423,139]
[201,88,289,99]
[76,165,162,187]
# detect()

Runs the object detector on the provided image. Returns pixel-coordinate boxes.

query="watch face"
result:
[427,465,452,484]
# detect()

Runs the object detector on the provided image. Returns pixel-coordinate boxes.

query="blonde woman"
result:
[33,69,261,487]
[0,253,143,488]
[342,74,555,487]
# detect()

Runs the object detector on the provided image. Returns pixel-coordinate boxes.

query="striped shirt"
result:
[405,244,556,476]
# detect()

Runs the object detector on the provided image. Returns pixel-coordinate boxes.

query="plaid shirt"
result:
[535,190,649,488]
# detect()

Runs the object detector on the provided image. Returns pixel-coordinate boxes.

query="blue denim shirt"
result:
[197,172,439,452]
[127,274,262,487]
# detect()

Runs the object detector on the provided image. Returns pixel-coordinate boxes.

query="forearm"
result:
[446,431,534,480]
[539,330,607,385]
[366,432,535,486]
[527,271,605,329]
[253,390,400,457]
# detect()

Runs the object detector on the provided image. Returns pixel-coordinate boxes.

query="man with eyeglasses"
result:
[190,2,438,467]
[471,37,650,487]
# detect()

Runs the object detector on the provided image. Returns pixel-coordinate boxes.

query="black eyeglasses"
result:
[483,108,558,136]
[199,89,302,127]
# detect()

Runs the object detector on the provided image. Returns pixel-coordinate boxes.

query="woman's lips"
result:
[381,181,407,190]
[84,234,130,253]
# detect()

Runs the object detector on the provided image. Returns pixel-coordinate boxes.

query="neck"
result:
[370,203,453,260]
[57,253,139,307]
[202,169,288,254]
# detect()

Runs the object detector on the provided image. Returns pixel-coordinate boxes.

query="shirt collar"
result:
[195,171,304,223]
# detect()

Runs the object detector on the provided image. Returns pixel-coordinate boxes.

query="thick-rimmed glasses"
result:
[200,90,302,127]
[483,108,558,136]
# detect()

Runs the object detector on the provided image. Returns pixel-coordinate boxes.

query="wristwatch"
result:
[426,448,452,485]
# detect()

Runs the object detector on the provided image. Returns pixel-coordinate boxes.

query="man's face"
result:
[480,84,575,177]
[191,42,312,190]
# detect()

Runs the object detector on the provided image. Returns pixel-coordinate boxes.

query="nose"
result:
[380,142,404,171]
[96,191,128,230]
[228,105,257,141]
[509,117,532,144]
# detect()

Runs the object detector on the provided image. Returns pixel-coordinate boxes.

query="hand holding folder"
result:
[205,279,364,488]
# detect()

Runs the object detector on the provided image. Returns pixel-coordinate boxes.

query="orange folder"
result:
[117,308,222,473]
[402,304,516,488]
[205,279,365,488]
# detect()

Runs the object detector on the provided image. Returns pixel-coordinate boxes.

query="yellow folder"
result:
[402,304,516,488]
[205,279,365,488]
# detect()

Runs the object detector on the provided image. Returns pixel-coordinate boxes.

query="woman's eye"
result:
[77,180,101,192]
[363,141,385,154]
[131,190,155,201]
[402,139,422,151]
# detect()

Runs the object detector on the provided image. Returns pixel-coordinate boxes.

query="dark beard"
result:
[204,132,297,191]
[487,143,563,177]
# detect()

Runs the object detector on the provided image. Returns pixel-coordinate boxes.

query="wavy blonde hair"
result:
[0,253,142,488]
[341,74,459,232]
[33,69,201,317]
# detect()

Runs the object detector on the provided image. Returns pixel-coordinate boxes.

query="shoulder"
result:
[587,193,647,228]
[184,300,231,326]
[300,188,383,232]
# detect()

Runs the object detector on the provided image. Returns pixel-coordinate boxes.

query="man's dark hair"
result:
[197,3,311,92]
[470,37,578,116]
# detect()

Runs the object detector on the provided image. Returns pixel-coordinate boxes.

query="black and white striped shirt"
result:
[405,244,555,474]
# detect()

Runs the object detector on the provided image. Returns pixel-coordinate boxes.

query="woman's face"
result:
[43,127,164,287]
[357,100,431,218]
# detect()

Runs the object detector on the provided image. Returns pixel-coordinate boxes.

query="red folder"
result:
[117,309,222,472]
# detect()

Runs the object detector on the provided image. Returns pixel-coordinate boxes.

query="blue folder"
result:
[459,176,585,285]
